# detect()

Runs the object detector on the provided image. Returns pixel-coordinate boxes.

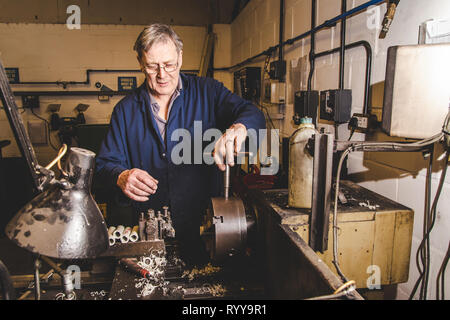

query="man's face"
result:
[139,40,182,99]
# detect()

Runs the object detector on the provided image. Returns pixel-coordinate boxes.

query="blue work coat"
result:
[95,73,266,238]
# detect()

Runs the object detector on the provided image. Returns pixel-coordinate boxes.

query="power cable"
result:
[436,242,449,300]
[331,115,448,287]
[408,115,450,300]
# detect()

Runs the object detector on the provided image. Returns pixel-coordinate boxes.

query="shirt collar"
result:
[147,75,183,106]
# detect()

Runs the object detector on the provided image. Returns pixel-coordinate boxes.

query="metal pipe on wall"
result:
[279,0,285,78]
[307,0,317,92]
[314,41,372,114]
[339,0,347,90]
[214,0,384,72]
[11,69,199,88]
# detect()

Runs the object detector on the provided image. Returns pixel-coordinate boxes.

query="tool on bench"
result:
[119,258,152,280]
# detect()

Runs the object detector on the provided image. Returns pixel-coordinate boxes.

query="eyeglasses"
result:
[145,61,178,74]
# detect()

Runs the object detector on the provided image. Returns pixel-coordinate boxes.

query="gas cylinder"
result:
[288,117,317,208]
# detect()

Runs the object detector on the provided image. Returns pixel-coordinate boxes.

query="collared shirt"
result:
[148,76,183,141]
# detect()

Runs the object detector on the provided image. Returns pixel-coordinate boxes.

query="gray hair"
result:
[134,24,183,60]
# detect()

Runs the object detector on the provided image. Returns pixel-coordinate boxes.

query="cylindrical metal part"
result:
[139,212,146,241]
[34,259,41,300]
[121,227,132,243]
[224,165,230,199]
[162,206,169,217]
[130,226,139,242]
[288,119,317,208]
[145,217,158,241]
[209,197,247,261]
[62,272,75,298]
[108,226,116,245]
[114,225,125,239]
[119,258,151,279]
[108,226,116,236]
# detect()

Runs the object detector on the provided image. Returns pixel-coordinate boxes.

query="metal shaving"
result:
[181,263,221,281]
[203,283,226,297]
[89,290,107,300]
[359,200,380,210]
[210,284,226,297]
[134,250,167,298]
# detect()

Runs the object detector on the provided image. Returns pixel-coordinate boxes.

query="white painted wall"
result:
[231,0,450,299]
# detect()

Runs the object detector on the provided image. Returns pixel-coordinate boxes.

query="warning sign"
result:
[118,77,137,91]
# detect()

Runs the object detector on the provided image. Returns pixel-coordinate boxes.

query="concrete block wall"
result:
[230,0,450,299]
[0,23,206,165]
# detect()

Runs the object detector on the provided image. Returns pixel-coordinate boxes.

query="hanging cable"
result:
[436,242,450,300]
[306,280,356,300]
[348,128,355,141]
[332,146,352,283]
[45,144,68,174]
[334,280,356,294]
[408,116,450,300]
[421,145,434,300]
[260,104,282,145]
[331,112,449,287]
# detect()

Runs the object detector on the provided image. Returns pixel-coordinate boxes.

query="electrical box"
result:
[233,67,261,102]
[293,90,319,124]
[348,113,378,133]
[263,79,286,104]
[319,89,352,123]
[21,95,39,109]
[269,60,286,81]
[382,43,450,139]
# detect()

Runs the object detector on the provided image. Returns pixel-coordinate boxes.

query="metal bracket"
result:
[310,133,334,253]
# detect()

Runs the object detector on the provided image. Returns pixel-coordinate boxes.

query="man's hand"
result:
[117,168,158,202]
[213,123,247,171]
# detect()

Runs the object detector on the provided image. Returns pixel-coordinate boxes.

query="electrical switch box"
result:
[269,60,286,81]
[22,95,39,109]
[233,67,261,102]
[348,113,378,133]
[263,79,285,104]
[319,89,352,123]
[293,90,319,124]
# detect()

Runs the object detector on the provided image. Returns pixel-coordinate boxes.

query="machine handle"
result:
[224,164,230,200]
[223,152,253,200]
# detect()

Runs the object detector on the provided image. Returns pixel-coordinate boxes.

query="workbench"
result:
[246,180,414,298]
[4,238,265,300]
[2,180,412,300]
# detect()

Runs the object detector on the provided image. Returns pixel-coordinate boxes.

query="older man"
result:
[95,24,265,261]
